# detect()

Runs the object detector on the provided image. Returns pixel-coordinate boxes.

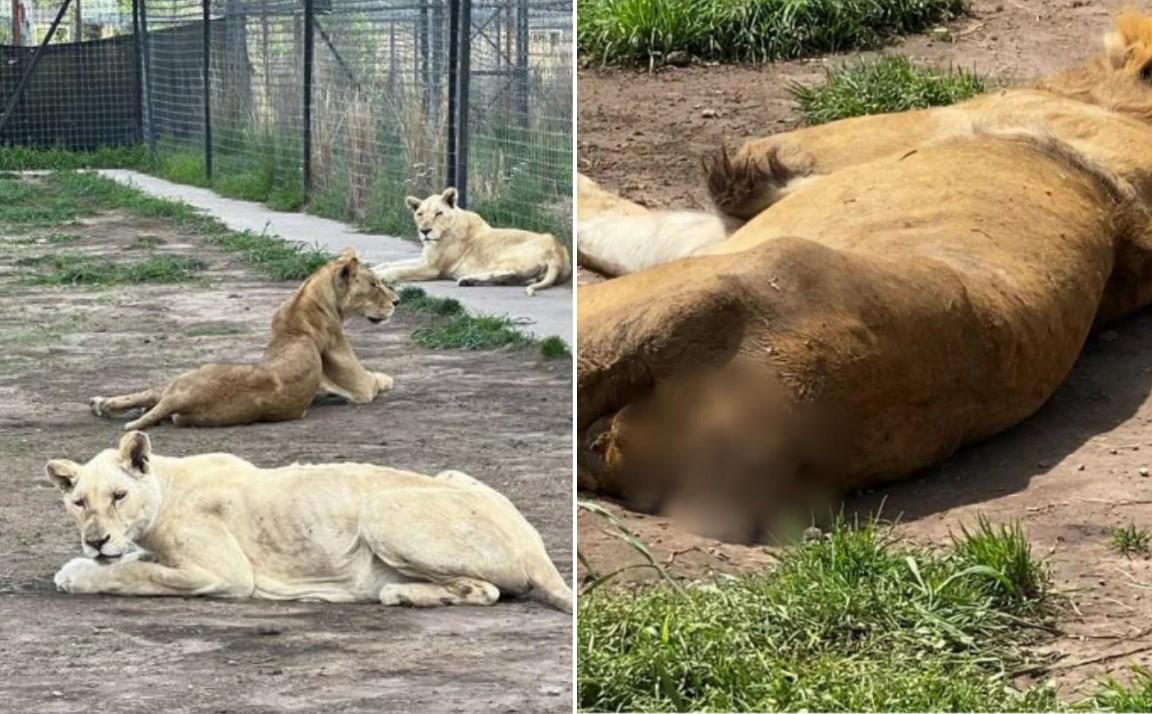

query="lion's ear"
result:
[46,459,80,492]
[117,431,151,475]
[337,247,357,261]
[405,195,422,211]
[441,187,458,208]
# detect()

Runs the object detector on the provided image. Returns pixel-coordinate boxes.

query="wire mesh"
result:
[466,0,571,243]
[309,0,452,233]
[0,0,139,148]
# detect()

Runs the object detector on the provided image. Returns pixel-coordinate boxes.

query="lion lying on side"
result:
[47,432,572,612]
[577,12,1152,541]
[89,249,398,430]
[579,9,1152,305]
[374,187,571,296]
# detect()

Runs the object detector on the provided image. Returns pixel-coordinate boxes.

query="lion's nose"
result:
[392,296,400,306]
[420,227,432,236]
[85,534,109,551]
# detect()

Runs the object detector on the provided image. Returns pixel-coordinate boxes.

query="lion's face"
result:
[335,253,400,323]
[46,432,161,562]
[405,187,461,245]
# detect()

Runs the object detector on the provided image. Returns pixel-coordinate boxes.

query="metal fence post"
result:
[445,0,459,188]
[202,0,212,181]
[515,0,527,128]
[455,0,471,207]
[302,0,314,196]
[138,0,155,157]
[131,0,144,143]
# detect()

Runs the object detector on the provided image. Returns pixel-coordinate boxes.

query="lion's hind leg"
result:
[379,578,500,608]
[124,395,182,431]
[89,387,162,418]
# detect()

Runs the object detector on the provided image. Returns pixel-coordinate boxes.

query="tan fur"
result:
[578,13,1152,280]
[374,187,571,295]
[577,12,1152,541]
[90,250,398,430]
[47,432,572,612]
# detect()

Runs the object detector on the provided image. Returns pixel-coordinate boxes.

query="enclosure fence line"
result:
[0,0,573,242]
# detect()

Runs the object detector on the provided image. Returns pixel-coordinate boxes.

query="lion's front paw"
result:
[374,373,395,393]
[373,265,402,283]
[89,397,107,417]
[54,557,100,594]
[457,277,477,287]
[524,286,537,297]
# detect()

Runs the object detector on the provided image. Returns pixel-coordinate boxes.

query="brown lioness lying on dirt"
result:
[374,187,571,296]
[90,249,398,430]
[578,11,1152,541]
[48,431,572,612]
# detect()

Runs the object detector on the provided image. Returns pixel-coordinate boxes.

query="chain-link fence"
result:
[0,0,572,241]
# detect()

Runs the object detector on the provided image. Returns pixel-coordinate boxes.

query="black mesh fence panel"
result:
[466,0,570,242]
[0,0,139,148]
[0,0,572,241]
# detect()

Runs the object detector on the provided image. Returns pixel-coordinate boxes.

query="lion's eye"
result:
[435,210,443,217]
[1142,63,1152,81]
[112,490,127,502]
[71,498,85,509]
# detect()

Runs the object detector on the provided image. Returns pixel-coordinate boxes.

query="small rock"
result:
[802,526,823,543]
[50,691,63,698]
[1077,463,1086,471]
[255,626,282,636]
[701,108,719,118]
[664,50,691,67]
[1140,468,1150,477]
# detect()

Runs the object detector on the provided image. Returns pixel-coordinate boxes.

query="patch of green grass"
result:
[791,55,986,125]
[0,172,326,281]
[579,0,967,66]
[0,145,149,171]
[399,285,564,357]
[204,230,331,281]
[951,515,1048,609]
[20,253,207,286]
[579,515,1062,712]
[398,285,466,316]
[412,313,535,351]
[539,335,571,360]
[1090,667,1152,712]
[1108,523,1151,558]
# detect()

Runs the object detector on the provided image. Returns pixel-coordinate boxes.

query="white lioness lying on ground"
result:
[47,432,573,612]
[374,187,571,295]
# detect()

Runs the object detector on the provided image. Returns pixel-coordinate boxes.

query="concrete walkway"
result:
[95,170,573,341]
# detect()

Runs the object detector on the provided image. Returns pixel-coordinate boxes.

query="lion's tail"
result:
[706,144,802,220]
[528,558,574,613]
[526,249,567,295]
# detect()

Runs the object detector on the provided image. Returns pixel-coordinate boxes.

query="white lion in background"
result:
[374,187,571,296]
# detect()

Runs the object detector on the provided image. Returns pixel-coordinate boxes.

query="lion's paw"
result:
[89,397,107,417]
[457,277,477,287]
[524,286,536,297]
[374,373,395,393]
[54,557,100,593]
[379,585,414,607]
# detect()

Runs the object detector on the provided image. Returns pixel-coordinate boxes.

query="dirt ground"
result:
[577,0,1152,699]
[0,191,573,712]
